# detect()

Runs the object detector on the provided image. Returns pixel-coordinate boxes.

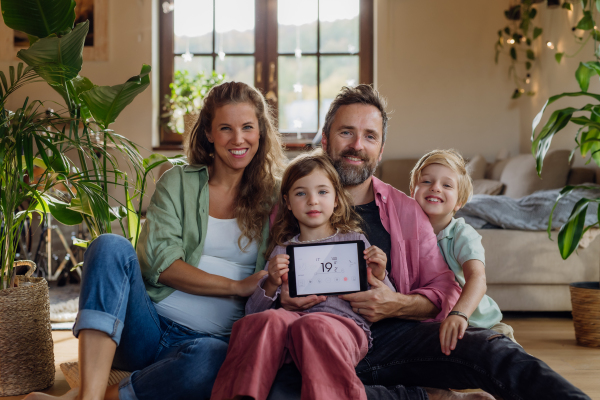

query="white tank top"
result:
[153,216,258,336]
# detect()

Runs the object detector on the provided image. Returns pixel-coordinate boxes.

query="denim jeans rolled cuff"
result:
[118,373,138,400]
[72,309,125,346]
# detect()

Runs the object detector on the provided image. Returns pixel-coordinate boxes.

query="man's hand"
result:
[280,281,327,311]
[364,245,387,281]
[339,268,401,322]
[439,314,468,356]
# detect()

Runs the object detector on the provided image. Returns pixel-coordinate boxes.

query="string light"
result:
[519,88,525,94]
[507,38,515,44]
[546,41,555,49]
[525,73,531,85]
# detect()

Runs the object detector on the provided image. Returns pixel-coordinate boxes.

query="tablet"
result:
[286,240,368,297]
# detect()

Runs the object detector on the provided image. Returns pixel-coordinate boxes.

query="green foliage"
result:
[80,65,151,130]
[162,70,225,133]
[577,11,595,30]
[495,1,542,98]
[0,0,184,289]
[532,53,600,259]
[556,52,565,63]
[0,0,75,38]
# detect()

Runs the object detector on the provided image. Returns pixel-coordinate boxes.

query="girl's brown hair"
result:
[266,150,363,258]
[186,81,286,249]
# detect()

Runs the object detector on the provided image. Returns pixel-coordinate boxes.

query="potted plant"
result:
[162,70,224,140]
[531,1,600,348]
[0,0,184,395]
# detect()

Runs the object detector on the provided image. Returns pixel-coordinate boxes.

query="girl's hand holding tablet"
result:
[263,254,290,297]
[364,245,387,281]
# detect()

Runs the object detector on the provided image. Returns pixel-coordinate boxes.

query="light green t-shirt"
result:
[436,218,502,329]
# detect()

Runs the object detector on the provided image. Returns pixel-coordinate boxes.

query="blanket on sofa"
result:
[455,186,600,230]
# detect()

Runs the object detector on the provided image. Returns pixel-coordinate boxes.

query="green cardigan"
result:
[136,164,270,303]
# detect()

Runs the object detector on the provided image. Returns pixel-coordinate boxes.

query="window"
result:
[158,0,373,149]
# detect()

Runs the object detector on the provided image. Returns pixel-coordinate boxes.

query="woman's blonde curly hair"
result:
[186,81,286,249]
[266,149,362,258]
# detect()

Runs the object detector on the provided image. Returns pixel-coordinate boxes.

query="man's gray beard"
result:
[331,157,378,186]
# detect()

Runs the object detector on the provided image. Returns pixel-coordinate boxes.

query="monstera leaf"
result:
[79,65,151,129]
[0,0,76,38]
[17,21,88,86]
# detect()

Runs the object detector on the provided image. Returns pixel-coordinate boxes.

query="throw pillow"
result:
[472,179,505,195]
[499,150,572,198]
[466,155,487,180]
[60,362,132,389]
[485,158,511,181]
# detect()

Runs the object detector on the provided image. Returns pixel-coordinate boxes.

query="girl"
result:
[211,150,395,400]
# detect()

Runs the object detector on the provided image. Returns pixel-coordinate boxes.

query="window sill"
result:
[153,144,184,151]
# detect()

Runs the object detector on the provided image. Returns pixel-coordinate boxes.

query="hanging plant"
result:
[553,0,600,66]
[495,0,544,98]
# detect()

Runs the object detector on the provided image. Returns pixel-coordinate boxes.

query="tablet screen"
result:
[292,242,361,295]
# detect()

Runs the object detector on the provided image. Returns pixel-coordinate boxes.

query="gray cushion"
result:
[500,150,571,198]
[466,155,487,180]
[472,179,504,195]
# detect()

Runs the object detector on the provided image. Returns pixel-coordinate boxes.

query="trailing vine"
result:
[495,0,543,99]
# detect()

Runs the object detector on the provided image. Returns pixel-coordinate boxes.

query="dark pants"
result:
[268,318,590,400]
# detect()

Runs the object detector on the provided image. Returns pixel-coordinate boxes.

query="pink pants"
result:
[211,309,369,400]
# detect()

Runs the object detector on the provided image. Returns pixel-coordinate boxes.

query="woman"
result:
[27,81,286,400]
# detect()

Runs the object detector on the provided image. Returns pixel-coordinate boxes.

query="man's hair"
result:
[409,149,473,211]
[321,84,388,144]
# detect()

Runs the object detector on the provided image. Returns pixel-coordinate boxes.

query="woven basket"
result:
[570,282,600,348]
[0,261,55,396]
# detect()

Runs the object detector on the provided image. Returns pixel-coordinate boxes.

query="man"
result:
[268,85,590,400]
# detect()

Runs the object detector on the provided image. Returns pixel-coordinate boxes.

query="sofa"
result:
[374,150,600,311]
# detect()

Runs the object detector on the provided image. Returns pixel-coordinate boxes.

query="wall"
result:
[374,0,521,163]
[519,4,600,168]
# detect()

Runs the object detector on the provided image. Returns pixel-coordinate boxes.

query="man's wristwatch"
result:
[448,310,469,323]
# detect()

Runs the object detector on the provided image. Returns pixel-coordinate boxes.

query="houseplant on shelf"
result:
[162,69,224,139]
[531,1,600,348]
[0,0,184,395]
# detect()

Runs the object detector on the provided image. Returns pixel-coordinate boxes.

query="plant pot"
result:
[0,261,55,396]
[570,282,600,348]
[182,112,200,145]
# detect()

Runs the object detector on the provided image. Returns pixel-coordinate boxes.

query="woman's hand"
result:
[267,254,290,287]
[232,270,268,297]
[364,245,387,281]
[439,314,468,356]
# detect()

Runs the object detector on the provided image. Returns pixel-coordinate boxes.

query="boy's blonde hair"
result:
[409,149,473,210]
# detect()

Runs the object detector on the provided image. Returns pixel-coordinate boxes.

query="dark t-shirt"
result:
[354,200,392,274]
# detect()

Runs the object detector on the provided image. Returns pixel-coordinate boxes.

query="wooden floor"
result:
[5,315,600,399]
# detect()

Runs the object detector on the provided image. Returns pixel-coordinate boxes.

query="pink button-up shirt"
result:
[371,177,461,322]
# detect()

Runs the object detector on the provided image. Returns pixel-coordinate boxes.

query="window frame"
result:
[156,0,373,150]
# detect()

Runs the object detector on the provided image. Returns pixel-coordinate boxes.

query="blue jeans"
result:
[73,234,229,400]
[268,318,590,400]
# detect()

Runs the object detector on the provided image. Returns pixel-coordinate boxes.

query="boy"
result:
[410,149,516,356]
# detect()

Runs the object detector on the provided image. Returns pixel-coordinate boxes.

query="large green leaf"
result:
[575,62,600,92]
[558,198,590,259]
[577,11,595,30]
[0,0,75,38]
[79,65,151,129]
[17,21,88,85]
[51,75,95,116]
[34,195,83,225]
